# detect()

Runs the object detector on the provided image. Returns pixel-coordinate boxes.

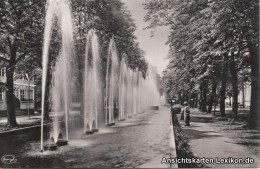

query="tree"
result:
[0,0,45,126]
[243,0,259,128]
[144,0,258,125]
[144,0,213,108]
[71,0,148,115]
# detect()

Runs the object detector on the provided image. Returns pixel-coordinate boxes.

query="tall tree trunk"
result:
[201,83,207,112]
[195,93,198,108]
[190,92,195,108]
[242,81,245,108]
[213,95,217,116]
[199,86,203,110]
[80,69,84,117]
[247,39,259,129]
[229,52,238,120]
[184,91,189,103]
[208,80,217,113]
[220,53,228,117]
[200,81,208,112]
[78,42,84,117]
[229,96,232,106]
[6,47,17,127]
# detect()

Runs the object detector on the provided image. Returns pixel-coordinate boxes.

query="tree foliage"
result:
[144,0,259,126]
[0,0,45,126]
[0,0,148,125]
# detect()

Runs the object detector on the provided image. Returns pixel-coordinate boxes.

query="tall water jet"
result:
[118,57,128,121]
[51,55,65,143]
[41,0,74,152]
[83,29,100,134]
[132,70,138,115]
[105,38,119,125]
[126,68,133,117]
[145,65,161,109]
[105,40,160,123]
[137,71,143,113]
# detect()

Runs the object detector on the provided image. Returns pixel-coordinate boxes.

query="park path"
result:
[178,109,259,168]
[64,106,173,168]
[0,106,176,168]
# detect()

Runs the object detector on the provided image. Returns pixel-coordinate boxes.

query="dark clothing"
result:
[180,107,185,120]
[182,106,191,126]
[185,114,190,126]
[181,113,184,120]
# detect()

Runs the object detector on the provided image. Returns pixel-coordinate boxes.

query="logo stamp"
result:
[1,155,17,164]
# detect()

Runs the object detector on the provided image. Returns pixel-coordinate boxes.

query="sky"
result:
[122,0,170,75]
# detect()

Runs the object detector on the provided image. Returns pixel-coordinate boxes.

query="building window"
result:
[0,68,6,77]
[20,89,26,101]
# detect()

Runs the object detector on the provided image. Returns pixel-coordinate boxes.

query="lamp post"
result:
[25,73,30,120]
[20,64,34,120]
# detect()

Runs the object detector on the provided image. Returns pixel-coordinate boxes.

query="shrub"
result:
[172,113,204,168]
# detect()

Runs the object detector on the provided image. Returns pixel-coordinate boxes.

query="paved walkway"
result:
[0,115,41,123]
[0,112,77,124]
[178,109,259,168]
[0,106,176,168]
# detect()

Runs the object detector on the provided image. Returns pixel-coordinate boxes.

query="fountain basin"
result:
[107,122,115,126]
[149,106,159,110]
[91,129,99,132]
[56,139,68,146]
[44,144,57,151]
[85,131,94,135]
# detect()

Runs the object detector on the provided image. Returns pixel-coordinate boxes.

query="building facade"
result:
[0,62,36,111]
[238,83,251,107]
[225,83,251,108]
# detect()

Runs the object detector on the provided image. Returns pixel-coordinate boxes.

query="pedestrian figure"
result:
[180,106,184,120]
[183,101,190,126]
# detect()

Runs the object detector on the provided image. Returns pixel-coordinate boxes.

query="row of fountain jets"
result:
[40,0,160,151]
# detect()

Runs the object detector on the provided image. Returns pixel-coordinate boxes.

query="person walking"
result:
[183,101,190,126]
[180,106,184,120]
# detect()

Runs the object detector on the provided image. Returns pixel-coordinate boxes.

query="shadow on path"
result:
[177,109,259,168]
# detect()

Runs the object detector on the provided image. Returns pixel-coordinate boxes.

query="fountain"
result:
[83,29,100,134]
[126,68,133,117]
[40,0,161,153]
[41,0,74,152]
[118,57,160,119]
[132,70,137,115]
[145,65,161,110]
[137,71,142,113]
[44,143,57,151]
[105,38,119,126]
[118,62,161,117]
[118,57,128,121]
[51,56,69,146]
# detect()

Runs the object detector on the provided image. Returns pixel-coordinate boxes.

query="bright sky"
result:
[122,0,170,75]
